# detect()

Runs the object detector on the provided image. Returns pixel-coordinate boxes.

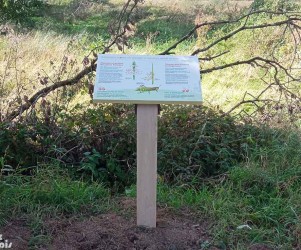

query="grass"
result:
[1,0,294,113]
[0,0,290,111]
[0,164,113,247]
[0,164,112,224]
[3,150,298,249]
[120,127,301,249]
[165,129,301,249]
[2,154,300,249]
[125,129,301,248]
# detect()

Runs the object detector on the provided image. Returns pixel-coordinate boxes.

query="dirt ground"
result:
[0,198,273,250]
[1,198,217,250]
[0,198,275,250]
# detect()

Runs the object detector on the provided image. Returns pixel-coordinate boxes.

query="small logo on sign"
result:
[0,235,12,249]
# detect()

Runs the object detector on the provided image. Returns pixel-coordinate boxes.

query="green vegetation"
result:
[0,164,112,247]
[0,165,111,219]
[0,0,44,23]
[0,0,301,249]
[127,127,301,248]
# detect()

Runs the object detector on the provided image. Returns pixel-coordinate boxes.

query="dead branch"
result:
[200,56,299,81]
[198,50,230,61]
[160,10,301,55]
[191,17,301,56]
[4,6,301,121]
[6,0,142,121]
[7,62,97,121]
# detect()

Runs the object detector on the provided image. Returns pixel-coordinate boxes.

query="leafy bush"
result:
[0,104,137,189]
[0,0,44,23]
[158,105,256,184]
[0,104,273,189]
[0,122,41,169]
[251,0,297,11]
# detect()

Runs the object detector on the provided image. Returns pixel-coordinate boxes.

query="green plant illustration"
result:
[151,63,154,84]
[132,61,136,80]
[142,63,158,84]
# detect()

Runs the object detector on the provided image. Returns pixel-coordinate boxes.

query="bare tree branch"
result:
[159,10,300,55]
[191,17,301,56]
[198,50,230,61]
[7,62,97,121]
[4,6,301,121]
[200,56,299,81]
[6,0,142,121]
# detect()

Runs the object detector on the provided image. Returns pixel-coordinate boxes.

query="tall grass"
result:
[170,129,301,249]
[1,0,296,114]
[125,128,301,249]
[0,164,111,226]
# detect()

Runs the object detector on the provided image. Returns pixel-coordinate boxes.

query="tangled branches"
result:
[2,1,301,122]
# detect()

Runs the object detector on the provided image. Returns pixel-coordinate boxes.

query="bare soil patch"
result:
[0,219,31,250]
[1,198,215,250]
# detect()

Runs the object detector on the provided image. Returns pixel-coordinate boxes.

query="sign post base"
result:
[137,104,158,228]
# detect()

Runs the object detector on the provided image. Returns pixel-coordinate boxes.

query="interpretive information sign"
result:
[93,54,203,228]
[93,54,202,104]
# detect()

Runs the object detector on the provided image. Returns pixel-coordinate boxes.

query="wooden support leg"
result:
[136,104,158,228]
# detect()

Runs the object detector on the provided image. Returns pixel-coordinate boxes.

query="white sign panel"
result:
[93,54,202,104]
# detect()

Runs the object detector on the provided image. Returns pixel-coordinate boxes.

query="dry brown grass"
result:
[0,31,84,118]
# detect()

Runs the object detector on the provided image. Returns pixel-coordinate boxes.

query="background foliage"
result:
[0,0,44,23]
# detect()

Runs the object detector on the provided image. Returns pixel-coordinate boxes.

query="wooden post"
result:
[137,104,158,228]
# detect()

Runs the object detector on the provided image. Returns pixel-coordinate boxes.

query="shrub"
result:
[0,104,291,189]
[0,0,44,23]
[251,0,297,11]
[158,105,254,184]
